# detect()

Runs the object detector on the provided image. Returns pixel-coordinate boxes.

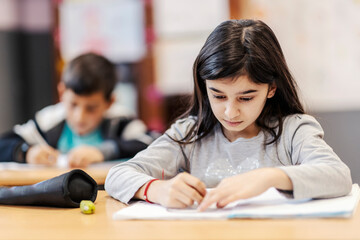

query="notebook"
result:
[113,184,360,220]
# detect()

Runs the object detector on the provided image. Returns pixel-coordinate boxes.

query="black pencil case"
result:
[0,169,98,208]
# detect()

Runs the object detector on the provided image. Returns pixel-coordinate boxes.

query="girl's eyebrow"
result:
[208,87,258,95]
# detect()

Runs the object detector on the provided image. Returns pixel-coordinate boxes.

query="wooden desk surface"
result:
[0,161,122,186]
[1,190,360,240]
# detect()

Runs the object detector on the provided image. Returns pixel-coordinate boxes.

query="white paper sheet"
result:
[113,184,360,220]
[56,155,68,168]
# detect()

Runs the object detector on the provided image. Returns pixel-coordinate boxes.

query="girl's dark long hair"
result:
[175,19,304,144]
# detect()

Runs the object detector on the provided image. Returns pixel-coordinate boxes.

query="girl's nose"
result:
[224,101,239,119]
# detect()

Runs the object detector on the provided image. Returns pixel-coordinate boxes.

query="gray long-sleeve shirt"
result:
[105,114,352,203]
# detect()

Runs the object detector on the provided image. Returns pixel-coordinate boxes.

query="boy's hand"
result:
[198,168,293,211]
[136,172,207,208]
[26,145,59,166]
[67,146,104,168]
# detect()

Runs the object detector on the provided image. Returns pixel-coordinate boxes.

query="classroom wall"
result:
[313,111,360,184]
[0,31,23,132]
[0,0,55,133]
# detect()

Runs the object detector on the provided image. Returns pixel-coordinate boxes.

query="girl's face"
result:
[206,75,276,142]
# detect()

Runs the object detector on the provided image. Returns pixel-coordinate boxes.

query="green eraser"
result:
[80,200,95,214]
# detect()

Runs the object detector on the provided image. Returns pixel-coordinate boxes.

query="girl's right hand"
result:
[26,145,59,166]
[137,172,207,208]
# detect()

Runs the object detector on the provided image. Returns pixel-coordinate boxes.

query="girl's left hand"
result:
[197,168,292,211]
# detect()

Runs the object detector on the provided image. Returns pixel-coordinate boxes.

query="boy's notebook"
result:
[113,184,360,220]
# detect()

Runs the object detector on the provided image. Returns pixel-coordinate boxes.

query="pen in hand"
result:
[26,144,59,166]
[163,172,206,208]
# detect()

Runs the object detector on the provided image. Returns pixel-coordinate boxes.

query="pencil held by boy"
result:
[104,19,352,211]
[0,53,156,167]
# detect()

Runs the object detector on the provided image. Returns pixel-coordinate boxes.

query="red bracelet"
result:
[143,179,159,203]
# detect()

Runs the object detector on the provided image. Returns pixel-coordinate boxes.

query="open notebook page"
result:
[113,184,359,220]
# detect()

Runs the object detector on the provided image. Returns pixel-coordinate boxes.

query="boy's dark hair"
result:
[62,52,117,101]
[177,19,305,145]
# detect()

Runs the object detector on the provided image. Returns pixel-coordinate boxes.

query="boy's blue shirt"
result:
[57,122,104,153]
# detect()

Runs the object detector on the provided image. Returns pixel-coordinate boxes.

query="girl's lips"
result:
[224,120,243,126]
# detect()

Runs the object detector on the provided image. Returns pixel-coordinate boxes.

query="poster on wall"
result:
[153,0,229,38]
[59,0,146,63]
[153,0,229,96]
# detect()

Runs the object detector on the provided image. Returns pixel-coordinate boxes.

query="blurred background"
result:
[0,0,359,182]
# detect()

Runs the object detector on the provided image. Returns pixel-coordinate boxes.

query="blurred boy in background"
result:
[0,52,155,167]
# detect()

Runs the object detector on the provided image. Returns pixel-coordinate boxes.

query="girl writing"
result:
[105,19,352,211]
